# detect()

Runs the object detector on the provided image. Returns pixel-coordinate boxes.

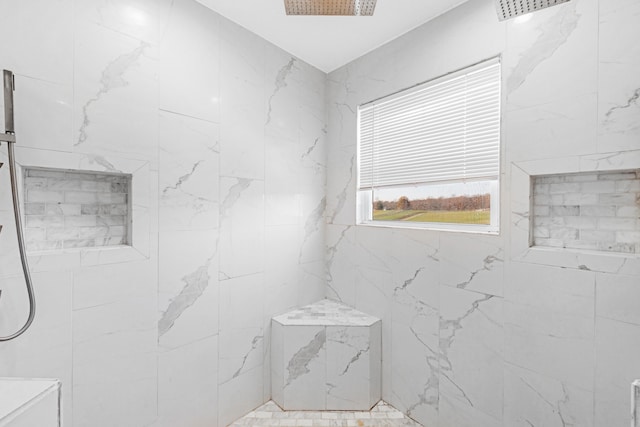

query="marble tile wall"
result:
[0,1,325,426]
[0,0,637,426]
[325,1,640,427]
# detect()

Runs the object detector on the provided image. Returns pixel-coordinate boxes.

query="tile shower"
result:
[0,1,637,427]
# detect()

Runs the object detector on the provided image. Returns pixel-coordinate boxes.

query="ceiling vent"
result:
[495,0,571,21]
[284,0,377,16]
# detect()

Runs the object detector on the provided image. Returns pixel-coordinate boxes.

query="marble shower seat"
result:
[271,299,381,411]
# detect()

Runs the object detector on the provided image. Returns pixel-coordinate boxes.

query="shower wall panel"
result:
[325,0,640,426]
[0,0,326,426]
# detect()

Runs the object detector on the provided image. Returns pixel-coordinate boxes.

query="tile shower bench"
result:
[271,299,381,411]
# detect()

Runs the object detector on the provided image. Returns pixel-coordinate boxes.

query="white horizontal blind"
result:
[358,59,501,190]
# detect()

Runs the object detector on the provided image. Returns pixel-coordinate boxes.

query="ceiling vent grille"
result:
[284,0,377,16]
[495,0,571,21]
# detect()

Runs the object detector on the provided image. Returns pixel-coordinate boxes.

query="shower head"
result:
[284,0,377,16]
[495,0,571,21]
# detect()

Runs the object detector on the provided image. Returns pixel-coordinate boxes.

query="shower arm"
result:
[0,70,36,342]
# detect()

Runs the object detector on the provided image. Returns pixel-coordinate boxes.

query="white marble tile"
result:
[158,229,218,350]
[0,0,73,85]
[440,233,504,297]
[597,0,640,153]
[596,273,640,326]
[504,0,598,108]
[325,224,357,305]
[273,299,379,327]
[352,226,394,319]
[265,136,302,227]
[72,261,157,427]
[439,286,503,423]
[217,366,264,427]
[218,177,265,279]
[218,273,264,384]
[279,325,327,410]
[298,194,326,265]
[73,21,158,162]
[159,111,219,231]
[388,228,440,408]
[505,262,595,318]
[390,318,439,427]
[326,144,357,226]
[504,363,594,427]
[595,317,640,427]
[439,392,501,427]
[0,271,73,426]
[325,68,358,149]
[159,0,220,122]
[264,46,302,143]
[157,335,218,427]
[271,320,285,407]
[264,225,302,319]
[504,299,594,392]
[218,17,266,180]
[12,75,72,153]
[297,260,326,307]
[326,325,379,410]
[368,321,382,408]
[505,93,598,163]
[75,0,170,45]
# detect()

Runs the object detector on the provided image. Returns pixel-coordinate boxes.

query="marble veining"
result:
[286,329,326,386]
[162,160,204,195]
[328,154,355,224]
[325,225,353,301]
[158,255,215,337]
[273,299,379,327]
[300,196,326,262]
[232,334,264,379]
[439,293,496,406]
[273,301,381,410]
[266,57,297,125]
[604,88,640,122]
[85,154,121,173]
[219,177,253,221]
[507,2,580,95]
[76,42,150,146]
[455,251,503,290]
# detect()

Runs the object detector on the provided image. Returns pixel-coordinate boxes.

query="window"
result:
[357,57,501,233]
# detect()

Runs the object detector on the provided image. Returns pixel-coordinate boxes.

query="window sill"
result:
[357,220,500,235]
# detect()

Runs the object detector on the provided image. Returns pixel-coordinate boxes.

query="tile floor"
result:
[229,401,424,426]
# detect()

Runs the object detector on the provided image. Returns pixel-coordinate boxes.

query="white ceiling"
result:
[195,0,467,73]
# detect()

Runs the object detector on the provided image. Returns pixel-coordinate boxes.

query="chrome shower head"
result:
[284,0,377,16]
[495,0,571,21]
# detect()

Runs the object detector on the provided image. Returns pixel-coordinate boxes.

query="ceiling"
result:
[195,0,468,73]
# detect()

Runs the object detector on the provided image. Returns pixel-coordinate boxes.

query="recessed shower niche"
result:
[531,169,640,254]
[22,167,132,251]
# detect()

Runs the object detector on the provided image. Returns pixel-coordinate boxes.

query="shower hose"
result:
[0,70,36,342]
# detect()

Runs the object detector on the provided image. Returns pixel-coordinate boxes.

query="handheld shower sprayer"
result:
[0,70,36,342]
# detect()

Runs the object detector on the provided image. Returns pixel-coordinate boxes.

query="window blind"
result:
[358,59,501,190]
